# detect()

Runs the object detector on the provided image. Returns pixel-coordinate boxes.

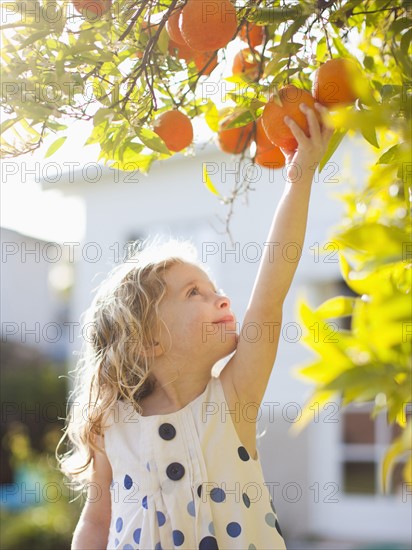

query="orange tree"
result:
[1,0,411,492]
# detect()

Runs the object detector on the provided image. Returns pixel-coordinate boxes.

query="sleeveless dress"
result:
[103,374,287,550]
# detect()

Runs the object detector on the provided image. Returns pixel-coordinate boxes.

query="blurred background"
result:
[1,127,411,549]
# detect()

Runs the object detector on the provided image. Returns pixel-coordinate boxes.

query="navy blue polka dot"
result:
[238,446,250,461]
[249,545,257,550]
[123,545,133,550]
[146,461,150,471]
[155,543,162,550]
[265,512,276,527]
[115,517,123,533]
[124,474,133,490]
[142,495,148,509]
[199,536,219,549]
[187,500,195,516]
[133,528,141,544]
[114,539,119,548]
[227,521,242,537]
[173,530,185,546]
[210,487,226,503]
[157,510,166,526]
[242,492,250,508]
[197,484,202,497]
[110,479,114,489]
[208,521,215,535]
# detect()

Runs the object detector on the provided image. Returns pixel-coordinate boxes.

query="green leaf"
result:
[204,101,219,132]
[136,127,171,155]
[316,37,327,63]
[335,223,408,265]
[203,165,221,197]
[363,56,374,71]
[45,121,67,132]
[246,6,303,25]
[93,108,115,126]
[401,28,412,57]
[21,30,50,48]
[119,141,145,164]
[388,17,411,36]
[44,136,67,158]
[376,144,400,164]
[224,110,255,129]
[319,127,347,172]
[0,117,21,135]
[109,154,154,174]
[361,124,379,148]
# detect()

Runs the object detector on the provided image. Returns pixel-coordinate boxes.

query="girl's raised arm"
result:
[223,103,333,410]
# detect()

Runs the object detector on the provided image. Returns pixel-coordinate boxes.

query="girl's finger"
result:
[323,125,335,143]
[300,103,321,143]
[279,146,295,162]
[314,103,335,144]
[284,115,308,146]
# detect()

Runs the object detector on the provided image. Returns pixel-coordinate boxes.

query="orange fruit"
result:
[153,110,194,152]
[239,22,265,48]
[193,51,218,75]
[166,8,186,45]
[255,147,285,169]
[312,58,361,107]
[254,117,274,153]
[217,114,254,154]
[180,0,237,52]
[72,0,111,18]
[253,117,285,169]
[262,85,321,151]
[232,48,260,79]
[168,39,195,62]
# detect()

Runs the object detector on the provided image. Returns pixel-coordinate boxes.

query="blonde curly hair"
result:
[56,236,209,491]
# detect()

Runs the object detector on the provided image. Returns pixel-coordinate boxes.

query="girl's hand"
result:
[280,102,334,183]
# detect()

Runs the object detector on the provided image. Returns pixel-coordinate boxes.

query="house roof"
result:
[40,141,220,193]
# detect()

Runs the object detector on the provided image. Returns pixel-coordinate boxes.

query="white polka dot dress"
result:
[103,374,287,550]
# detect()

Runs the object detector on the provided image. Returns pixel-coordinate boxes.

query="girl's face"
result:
[156,262,238,361]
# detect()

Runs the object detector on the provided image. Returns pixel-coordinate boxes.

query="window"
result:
[340,403,411,496]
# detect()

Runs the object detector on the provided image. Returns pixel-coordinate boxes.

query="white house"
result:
[40,138,411,548]
[0,226,71,362]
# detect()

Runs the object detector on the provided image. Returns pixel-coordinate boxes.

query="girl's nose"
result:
[216,293,230,308]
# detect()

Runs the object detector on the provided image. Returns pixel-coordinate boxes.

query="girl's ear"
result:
[142,341,163,358]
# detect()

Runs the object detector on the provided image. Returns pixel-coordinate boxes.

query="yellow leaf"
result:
[315,296,356,319]
[289,390,338,436]
[202,165,221,197]
[380,421,412,494]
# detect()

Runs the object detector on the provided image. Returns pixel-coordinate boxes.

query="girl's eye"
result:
[188,286,200,297]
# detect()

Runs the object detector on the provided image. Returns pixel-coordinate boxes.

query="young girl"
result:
[57,102,333,550]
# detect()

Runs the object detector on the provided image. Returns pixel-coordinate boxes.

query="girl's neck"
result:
[139,371,212,416]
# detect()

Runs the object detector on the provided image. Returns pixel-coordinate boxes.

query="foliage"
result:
[0,345,81,548]
[1,0,411,493]
[0,350,68,455]
[0,426,82,549]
